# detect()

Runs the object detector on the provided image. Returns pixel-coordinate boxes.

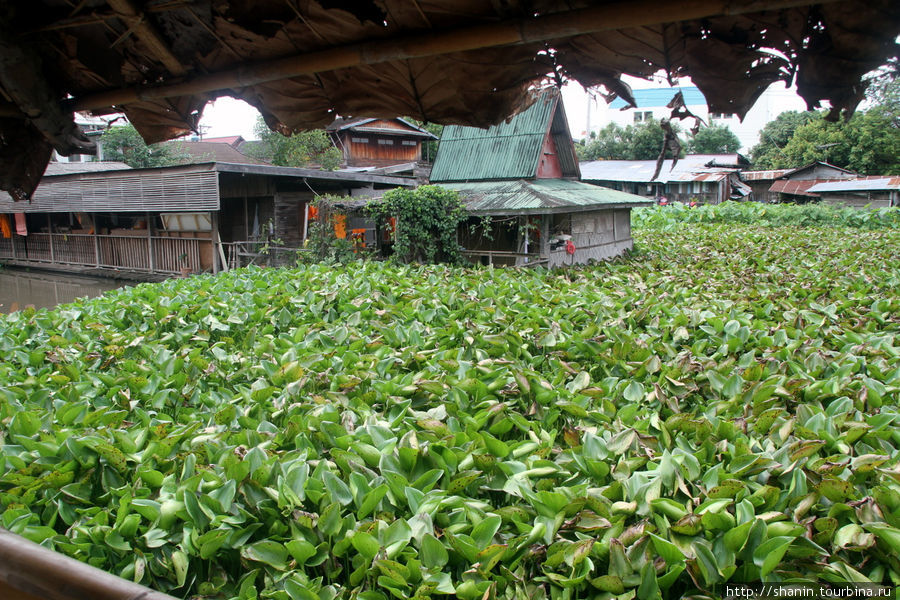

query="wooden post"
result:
[211,211,220,274]
[302,202,309,242]
[47,214,54,262]
[146,212,155,272]
[92,214,100,267]
[540,214,550,262]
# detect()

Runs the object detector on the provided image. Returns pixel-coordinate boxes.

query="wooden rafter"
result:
[26,0,194,34]
[105,0,187,76]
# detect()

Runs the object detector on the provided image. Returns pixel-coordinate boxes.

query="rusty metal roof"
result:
[741,169,794,181]
[431,89,579,182]
[442,178,653,215]
[768,178,846,197]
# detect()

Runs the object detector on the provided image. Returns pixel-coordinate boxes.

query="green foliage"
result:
[99,124,191,168]
[367,185,466,264]
[750,105,900,175]
[403,118,443,162]
[749,111,818,170]
[633,201,900,230]
[248,116,342,170]
[2,220,900,599]
[579,121,683,161]
[773,110,900,175]
[686,123,742,154]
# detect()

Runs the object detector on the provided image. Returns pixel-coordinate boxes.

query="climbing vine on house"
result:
[302,195,362,264]
[367,185,467,264]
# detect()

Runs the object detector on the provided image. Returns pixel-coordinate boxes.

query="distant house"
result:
[326,118,437,169]
[430,88,652,267]
[807,177,900,208]
[741,168,794,203]
[580,154,751,205]
[766,162,857,202]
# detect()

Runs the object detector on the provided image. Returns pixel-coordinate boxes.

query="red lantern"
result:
[565,240,576,255]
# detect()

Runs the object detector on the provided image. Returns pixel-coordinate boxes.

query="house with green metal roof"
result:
[430,87,652,267]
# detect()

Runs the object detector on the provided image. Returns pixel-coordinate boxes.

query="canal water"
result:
[0,268,127,314]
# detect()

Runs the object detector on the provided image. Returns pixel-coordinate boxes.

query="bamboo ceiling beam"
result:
[8,0,842,119]
[105,0,187,76]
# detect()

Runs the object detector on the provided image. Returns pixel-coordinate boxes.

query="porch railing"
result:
[223,241,309,269]
[0,233,206,274]
[461,250,548,267]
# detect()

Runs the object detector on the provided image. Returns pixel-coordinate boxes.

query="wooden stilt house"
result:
[429,88,652,267]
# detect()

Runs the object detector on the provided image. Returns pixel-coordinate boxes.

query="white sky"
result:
[198,76,808,143]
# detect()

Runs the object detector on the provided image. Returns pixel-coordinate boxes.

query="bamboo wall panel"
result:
[0,168,220,213]
[100,236,150,270]
[153,237,202,273]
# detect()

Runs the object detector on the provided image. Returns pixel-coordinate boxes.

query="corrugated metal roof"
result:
[430,89,562,182]
[807,177,900,192]
[768,178,848,197]
[580,156,737,183]
[609,86,706,109]
[741,169,794,181]
[327,117,436,138]
[442,179,653,215]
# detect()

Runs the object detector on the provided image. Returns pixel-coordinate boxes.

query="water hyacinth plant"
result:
[1,214,899,600]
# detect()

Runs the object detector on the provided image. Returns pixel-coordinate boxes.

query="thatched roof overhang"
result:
[1,0,898,200]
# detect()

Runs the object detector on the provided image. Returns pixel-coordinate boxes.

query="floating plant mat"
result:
[1,220,899,599]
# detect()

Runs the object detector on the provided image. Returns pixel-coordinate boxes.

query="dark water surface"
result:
[0,268,127,313]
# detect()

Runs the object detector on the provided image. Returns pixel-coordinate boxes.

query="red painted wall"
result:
[536,133,563,178]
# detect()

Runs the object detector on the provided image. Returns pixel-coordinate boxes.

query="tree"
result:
[404,118,443,162]
[579,120,683,161]
[247,116,342,170]
[686,123,741,154]
[775,109,900,175]
[579,123,631,160]
[99,124,191,168]
[749,111,818,169]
